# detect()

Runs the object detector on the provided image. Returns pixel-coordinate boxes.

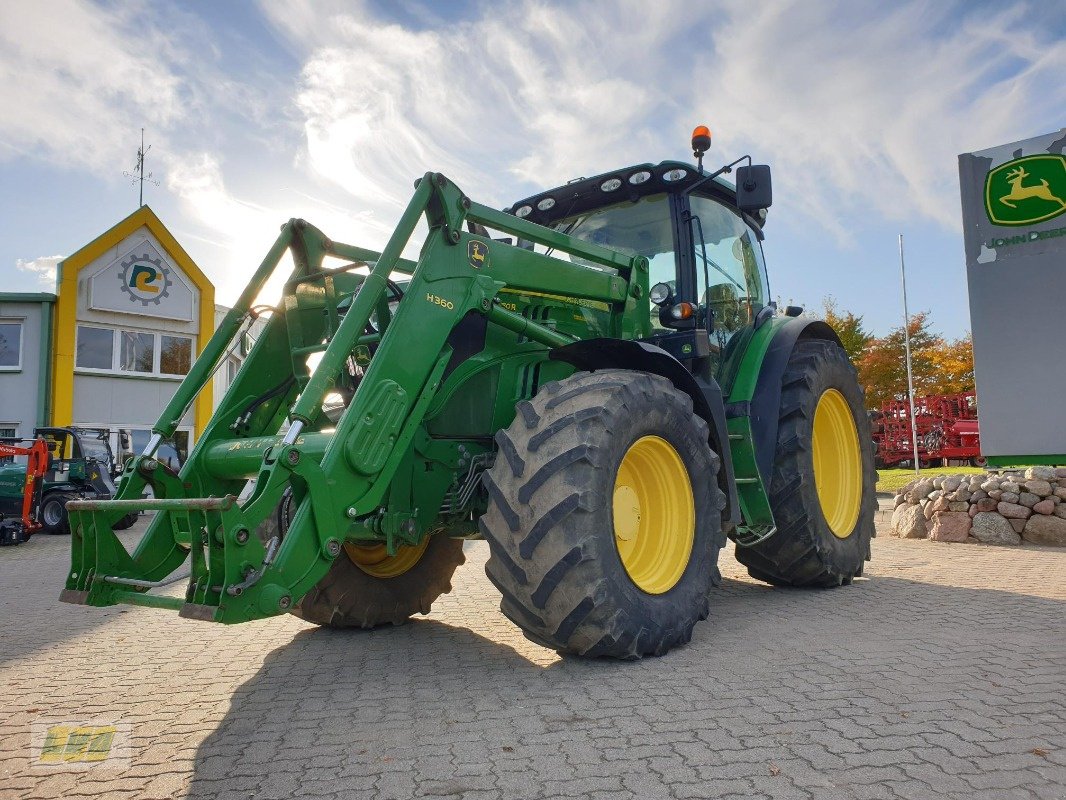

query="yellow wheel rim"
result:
[344,538,429,578]
[612,435,695,594]
[812,388,863,538]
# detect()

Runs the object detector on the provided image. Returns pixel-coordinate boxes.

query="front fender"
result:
[549,338,739,524]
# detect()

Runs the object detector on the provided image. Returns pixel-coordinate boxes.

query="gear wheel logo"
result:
[118,253,171,306]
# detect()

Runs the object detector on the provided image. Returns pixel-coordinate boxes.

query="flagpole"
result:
[899,234,920,475]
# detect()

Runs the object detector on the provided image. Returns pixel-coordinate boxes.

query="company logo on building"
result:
[118,253,171,306]
[984,154,1066,227]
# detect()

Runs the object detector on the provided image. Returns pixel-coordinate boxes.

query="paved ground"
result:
[1,508,1063,800]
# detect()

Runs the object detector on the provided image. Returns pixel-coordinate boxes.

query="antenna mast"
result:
[123,128,159,208]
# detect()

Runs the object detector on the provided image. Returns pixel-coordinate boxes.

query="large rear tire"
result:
[480,370,726,659]
[735,340,876,587]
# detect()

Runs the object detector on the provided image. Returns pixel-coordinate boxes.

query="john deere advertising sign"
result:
[959,129,1066,463]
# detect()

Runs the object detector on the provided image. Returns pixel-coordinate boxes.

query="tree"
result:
[855,311,945,409]
[821,297,873,361]
[928,332,975,396]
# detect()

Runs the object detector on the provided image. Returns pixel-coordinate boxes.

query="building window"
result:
[0,321,23,369]
[120,331,155,373]
[160,335,192,376]
[76,325,114,370]
[75,324,193,378]
[226,357,240,387]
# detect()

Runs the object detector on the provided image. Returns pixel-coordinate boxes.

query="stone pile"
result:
[890,466,1066,547]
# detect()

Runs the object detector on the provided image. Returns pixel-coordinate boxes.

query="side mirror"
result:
[735,165,772,212]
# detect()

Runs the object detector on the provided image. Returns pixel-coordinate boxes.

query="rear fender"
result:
[549,338,739,524]
[744,319,842,484]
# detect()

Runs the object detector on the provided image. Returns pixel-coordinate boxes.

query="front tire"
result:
[292,535,466,628]
[40,493,71,535]
[480,370,726,659]
[735,340,876,587]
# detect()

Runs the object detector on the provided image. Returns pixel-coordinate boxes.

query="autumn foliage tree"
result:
[820,299,974,409]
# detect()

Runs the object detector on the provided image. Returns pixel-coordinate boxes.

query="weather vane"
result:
[123,128,160,208]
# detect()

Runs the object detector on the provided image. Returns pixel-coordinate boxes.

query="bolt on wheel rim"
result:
[612,435,695,594]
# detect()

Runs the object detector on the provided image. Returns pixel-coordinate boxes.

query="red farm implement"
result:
[870,391,983,468]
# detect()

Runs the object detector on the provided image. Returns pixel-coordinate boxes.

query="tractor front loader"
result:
[62,130,876,658]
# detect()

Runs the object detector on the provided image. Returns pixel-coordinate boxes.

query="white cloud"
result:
[15,255,62,290]
[698,1,1066,239]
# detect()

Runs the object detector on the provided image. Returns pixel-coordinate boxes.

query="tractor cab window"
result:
[688,195,769,353]
[548,194,677,330]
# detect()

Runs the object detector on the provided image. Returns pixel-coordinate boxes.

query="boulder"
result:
[1022,514,1066,546]
[1033,499,1056,516]
[893,493,908,508]
[968,504,979,518]
[971,512,1022,545]
[947,501,969,512]
[891,503,928,539]
[980,479,1001,492]
[942,476,963,492]
[1024,479,1054,497]
[1000,491,1020,504]
[971,489,988,501]
[1009,518,1027,534]
[923,501,936,521]
[929,511,971,543]
[988,489,1004,500]
[928,489,943,502]
[1055,487,1066,500]
[975,497,998,512]
[1001,481,1021,494]
[997,502,1031,520]
[1018,492,1040,508]
[1025,466,1058,481]
[1055,505,1066,520]
[930,495,950,514]
[951,488,972,503]
[1056,467,1066,479]
[932,476,945,489]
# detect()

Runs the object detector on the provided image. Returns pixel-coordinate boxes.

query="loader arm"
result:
[62,172,648,623]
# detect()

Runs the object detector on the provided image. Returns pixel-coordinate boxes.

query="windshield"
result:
[548,194,675,329]
[78,433,113,465]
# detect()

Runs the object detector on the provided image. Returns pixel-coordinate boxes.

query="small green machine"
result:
[62,129,876,658]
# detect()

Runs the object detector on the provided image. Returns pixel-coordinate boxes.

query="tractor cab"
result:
[506,131,774,388]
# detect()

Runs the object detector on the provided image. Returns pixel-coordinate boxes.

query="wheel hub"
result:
[812,388,862,538]
[345,538,429,578]
[612,435,695,594]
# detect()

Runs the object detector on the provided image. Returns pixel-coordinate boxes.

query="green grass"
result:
[875,465,985,494]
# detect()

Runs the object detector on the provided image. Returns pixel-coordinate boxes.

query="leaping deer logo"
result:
[999,166,1066,210]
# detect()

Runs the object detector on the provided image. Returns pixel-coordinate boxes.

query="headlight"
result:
[600,178,622,192]
[650,282,673,305]
[536,197,556,211]
[628,170,652,185]
[662,168,687,182]
[514,205,532,218]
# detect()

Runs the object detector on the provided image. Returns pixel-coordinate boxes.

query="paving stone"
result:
[1,517,1064,800]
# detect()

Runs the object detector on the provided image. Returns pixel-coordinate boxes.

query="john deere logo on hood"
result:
[984,154,1066,227]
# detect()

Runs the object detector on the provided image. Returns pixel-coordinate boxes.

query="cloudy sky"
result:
[1,0,1063,337]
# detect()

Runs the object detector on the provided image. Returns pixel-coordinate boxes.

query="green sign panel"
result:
[984,154,1066,227]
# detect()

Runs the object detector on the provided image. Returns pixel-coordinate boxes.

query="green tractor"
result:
[0,427,138,536]
[61,129,875,658]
